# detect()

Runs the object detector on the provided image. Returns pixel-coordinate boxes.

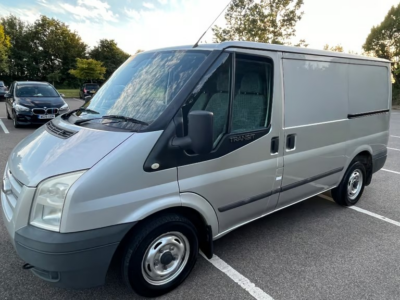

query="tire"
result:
[121,214,199,298]
[6,106,11,119]
[332,161,366,206]
[13,113,20,128]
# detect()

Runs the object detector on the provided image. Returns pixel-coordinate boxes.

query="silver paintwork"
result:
[348,169,363,200]
[7,117,133,187]
[180,193,219,237]
[214,187,335,240]
[151,41,389,63]
[141,232,190,285]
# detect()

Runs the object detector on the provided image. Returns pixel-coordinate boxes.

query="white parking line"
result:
[200,252,274,300]
[0,119,9,134]
[391,135,400,139]
[318,194,400,227]
[382,168,400,175]
[388,147,400,151]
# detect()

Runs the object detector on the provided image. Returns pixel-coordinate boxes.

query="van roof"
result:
[149,41,390,63]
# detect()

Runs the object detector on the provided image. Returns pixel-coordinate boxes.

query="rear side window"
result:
[232,55,273,133]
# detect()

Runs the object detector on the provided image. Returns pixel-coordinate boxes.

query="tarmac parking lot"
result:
[0,99,400,300]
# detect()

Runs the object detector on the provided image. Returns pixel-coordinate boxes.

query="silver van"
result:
[1,42,391,297]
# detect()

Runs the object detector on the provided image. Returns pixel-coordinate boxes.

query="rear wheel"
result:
[332,161,366,206]
[121,214,199,297]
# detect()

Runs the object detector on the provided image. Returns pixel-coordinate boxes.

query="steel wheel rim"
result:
[347,169,363,200]
[141,231,190,286]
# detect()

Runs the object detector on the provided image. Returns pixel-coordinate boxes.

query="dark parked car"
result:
[0,81,7,99]
[5,81,69,128]
[79,83,100,99]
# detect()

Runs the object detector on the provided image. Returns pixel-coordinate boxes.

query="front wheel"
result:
[121,214,199,297]
[6,106,11,119]
[332,161,366,206]
[13,113,20,128]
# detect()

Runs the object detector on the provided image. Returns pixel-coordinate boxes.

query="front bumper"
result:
[14,223,134,289]
[14,111,65,125]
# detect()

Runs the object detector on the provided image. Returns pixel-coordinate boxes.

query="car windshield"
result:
[85,84,99,89]
[0,81,4,87]
[82,50,210,128]
[16,84,59,97]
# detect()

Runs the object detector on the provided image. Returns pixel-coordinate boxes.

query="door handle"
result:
[271,137,279,154]
[286,134,296,150]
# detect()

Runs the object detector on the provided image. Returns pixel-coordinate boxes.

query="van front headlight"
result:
[30,171,85,232]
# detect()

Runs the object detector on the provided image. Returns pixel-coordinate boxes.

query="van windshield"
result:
[80,50,210,129]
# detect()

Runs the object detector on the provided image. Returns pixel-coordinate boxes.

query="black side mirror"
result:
[4,93,11,98]
[172,111,214,155]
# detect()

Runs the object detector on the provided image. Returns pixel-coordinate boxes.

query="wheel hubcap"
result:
[347,169,363,200]
[142,232,190,285]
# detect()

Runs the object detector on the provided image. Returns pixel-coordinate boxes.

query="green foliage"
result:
[0,24,10,73]
[1,15,87,85]
[212,0,304,45]
[323,44,344,52]
[47,70,61,85]
[363,4,400,86]
[1,16,33,80]
[89,39,130,80]
[69,58,106,82]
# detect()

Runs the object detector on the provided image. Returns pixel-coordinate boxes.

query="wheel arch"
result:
[112,193,218,266]
[345,147,373,186]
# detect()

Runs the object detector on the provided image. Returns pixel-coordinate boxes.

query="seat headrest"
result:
[240,73,263,94]
[217,73,229,92]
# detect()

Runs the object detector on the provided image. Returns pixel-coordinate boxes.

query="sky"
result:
[0,0,398,55]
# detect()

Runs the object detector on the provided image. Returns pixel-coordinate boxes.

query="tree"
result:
[89,39,129,80]
[212,0,304,45]
[363,4,400,85]
[1,15,36,81]
[47,71,61,86]
[30,16,87,85]
[0,24,10,74]
[69,58,106,82]
[323,44,344,52]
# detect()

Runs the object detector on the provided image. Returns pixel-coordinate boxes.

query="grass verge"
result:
[58,89,80,98]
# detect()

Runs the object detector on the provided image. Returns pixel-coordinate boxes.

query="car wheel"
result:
[121,213,199,297]
[13,113,20,128]
[332,161,366,206]
[6,106,11,119]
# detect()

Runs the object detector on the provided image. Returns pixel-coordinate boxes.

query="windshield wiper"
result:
[74,114,149,126]
[63,107,100,119]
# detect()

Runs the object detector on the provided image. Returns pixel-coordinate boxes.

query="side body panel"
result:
[278,54,349,208]
[178,49,284,235]
[279,54,390,209]
[345,60,391,167]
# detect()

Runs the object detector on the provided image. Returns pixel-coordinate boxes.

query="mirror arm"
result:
[171,136,191,149]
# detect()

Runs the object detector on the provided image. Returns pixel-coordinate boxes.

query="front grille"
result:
[46,121,77,139]
[32,108,59,115]
[1,167,23,221]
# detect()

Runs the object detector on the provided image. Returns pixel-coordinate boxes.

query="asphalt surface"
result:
[0,100,400,299]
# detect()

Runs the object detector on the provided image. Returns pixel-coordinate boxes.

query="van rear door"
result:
[177,50,284,234]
